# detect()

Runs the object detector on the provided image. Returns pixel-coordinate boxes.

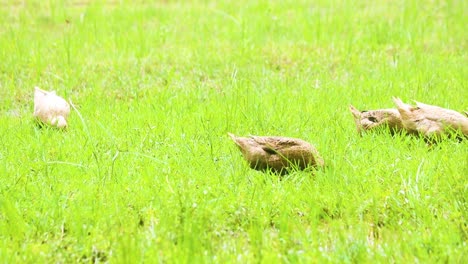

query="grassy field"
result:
[0,0,467,262]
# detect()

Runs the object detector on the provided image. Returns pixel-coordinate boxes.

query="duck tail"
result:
[392,97,411,111]
[349,105,361,118]
[228,133,247,152]
[227,132,241,145]
[392,97,404,108]
[393,97,416,120]
[227,132,236,141]
[34,86,48,95]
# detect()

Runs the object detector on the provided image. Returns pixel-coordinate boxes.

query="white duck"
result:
[349,105,404,135]
[33,87,70,129]
[392,97,468,138]
[228,133,324,175]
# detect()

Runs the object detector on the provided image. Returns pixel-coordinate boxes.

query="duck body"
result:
[33,87,70,129]
[349,105,404,135]
[392,97,468,138]
[228,133,324,175]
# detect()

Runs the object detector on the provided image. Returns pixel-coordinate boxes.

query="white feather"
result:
[33,87,70,128]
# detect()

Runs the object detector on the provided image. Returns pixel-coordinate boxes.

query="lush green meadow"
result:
[0,0,467,262]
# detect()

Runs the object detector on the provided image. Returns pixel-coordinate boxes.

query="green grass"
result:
[1,0,467,262]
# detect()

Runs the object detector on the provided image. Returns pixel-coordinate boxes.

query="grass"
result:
[0,0,467,262]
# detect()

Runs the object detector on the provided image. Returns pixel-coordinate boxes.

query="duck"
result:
[33,87,70,129]
[228,133,324,175]
[392,97,468,139]
[349,105,404,135]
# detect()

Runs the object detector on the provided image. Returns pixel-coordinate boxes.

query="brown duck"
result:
[392,97,468,138]
[349,105,404,135]
[228,133,324,175]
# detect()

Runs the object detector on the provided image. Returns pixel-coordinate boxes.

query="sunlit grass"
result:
[0,0,467,262]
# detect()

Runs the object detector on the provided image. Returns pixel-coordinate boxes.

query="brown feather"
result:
[228,133,324,175]
[392,97,468,139]
[349,105,404,135]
